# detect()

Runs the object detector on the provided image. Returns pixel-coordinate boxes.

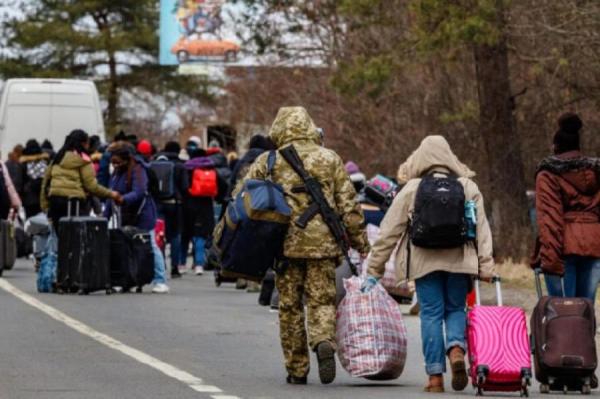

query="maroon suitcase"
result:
[531,270,597,395]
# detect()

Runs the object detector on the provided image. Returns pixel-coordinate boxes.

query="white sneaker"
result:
[194,266,204,276]
[152,283,170,294]
[178,265,188,275]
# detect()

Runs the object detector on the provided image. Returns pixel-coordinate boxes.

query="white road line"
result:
[0,279,241,399]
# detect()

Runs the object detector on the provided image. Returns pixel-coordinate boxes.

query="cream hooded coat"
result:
[368,136,495,282]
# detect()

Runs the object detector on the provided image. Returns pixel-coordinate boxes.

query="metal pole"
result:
[494,277,503,306]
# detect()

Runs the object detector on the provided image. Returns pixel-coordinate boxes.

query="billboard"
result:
[159,0,242,73]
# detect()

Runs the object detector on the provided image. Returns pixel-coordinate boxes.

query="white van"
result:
[0,79,105,159]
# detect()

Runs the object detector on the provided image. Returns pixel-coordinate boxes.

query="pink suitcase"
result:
[467,277,532,396]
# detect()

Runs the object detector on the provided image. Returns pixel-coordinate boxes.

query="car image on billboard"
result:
[160,0,241,68]
[171,35,240,63]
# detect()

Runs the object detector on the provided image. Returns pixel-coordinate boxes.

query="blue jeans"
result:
[37,226,58,293]
[192,236,206,266]
[169,234,182,269]
[415,271,470,375]
[150,230,167,285]
[545,256,600,300]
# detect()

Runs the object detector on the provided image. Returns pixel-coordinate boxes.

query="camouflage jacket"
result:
[233,107,370,259]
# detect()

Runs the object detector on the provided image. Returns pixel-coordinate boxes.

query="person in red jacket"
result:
[533,113,600,299]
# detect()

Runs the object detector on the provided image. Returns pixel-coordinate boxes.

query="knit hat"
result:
[188,136,202,147]
[164,141,181,154]
[23,139,42,156]
[345,161,360,175]
[41,139,54,151]
[137,139,153,157]
[248,135,274,150]
[553,113,582,154]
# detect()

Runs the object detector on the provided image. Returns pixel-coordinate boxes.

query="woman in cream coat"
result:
[366,136,495,393]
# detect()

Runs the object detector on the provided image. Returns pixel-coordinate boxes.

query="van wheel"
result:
[177,50,189,63]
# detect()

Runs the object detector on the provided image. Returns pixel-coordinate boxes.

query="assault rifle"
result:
[280,145,358,276]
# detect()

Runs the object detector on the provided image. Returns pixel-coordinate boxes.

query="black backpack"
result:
[143,165,161,200]
[150,159,176,200]
[409,173,467,249]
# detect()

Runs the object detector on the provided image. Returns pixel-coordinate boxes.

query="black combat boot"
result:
[286,375,307,385]
[316,341,336,385]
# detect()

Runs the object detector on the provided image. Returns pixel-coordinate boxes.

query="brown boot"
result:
[424,374,444,393]
[448,346,468,391]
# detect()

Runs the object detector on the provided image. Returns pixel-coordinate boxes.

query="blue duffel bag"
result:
[217,151,291,282]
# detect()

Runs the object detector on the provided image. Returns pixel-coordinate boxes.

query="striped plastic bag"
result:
[357,224,412,298]
[336,276,407,380]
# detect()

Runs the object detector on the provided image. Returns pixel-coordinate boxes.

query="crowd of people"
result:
[0,108,598,392]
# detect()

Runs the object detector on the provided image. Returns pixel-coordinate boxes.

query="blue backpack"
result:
[217,151,291,281]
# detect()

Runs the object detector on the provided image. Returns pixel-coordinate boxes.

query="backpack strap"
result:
[266,151,276,177]
[279,144,358,276]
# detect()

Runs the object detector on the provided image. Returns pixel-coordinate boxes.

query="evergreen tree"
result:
[0,0,214,135]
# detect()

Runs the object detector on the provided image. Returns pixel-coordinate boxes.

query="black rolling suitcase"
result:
[56,201,111,295]
[0,219,17,273]
[109,207,154,293]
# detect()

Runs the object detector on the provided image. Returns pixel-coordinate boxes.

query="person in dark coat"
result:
[41,140,55,162]
[104,143,170,294]
[225,134,275,291]
[206,146,232,205]
[5,144,24,196]
[20,139,50,218]
[227,135,275,200]
[181,140,216,276]
[154,141,190,278]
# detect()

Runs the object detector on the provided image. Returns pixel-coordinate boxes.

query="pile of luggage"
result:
[0,218,17,276]
[333,271,597,395]
[38,202,154,295]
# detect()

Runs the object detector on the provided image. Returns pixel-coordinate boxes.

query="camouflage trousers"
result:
[275,258,337,378]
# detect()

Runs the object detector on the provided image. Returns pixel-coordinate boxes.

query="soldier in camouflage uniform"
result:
[234,107,370,385]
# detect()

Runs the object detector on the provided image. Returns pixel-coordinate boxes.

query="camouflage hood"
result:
[269,107,321,148]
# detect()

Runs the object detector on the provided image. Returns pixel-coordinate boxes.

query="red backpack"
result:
[189,169,218,197]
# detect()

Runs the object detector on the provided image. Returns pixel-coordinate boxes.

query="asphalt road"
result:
[0,260,592,399]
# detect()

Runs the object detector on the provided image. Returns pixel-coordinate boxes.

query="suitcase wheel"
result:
[582,384,592,395]
[105,288,112,295]
[539,383,550,394]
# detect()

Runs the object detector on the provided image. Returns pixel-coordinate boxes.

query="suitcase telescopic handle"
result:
[110,202,122,229]
[474,276,503,306]
[67,199,80,218]
[534,268,565,299]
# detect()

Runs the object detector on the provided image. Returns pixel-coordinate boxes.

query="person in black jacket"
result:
[227,135,275,199]
[20,139,50,218]
[226,134,275,291]
[181,140,217,276]
[153,141,190,278]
